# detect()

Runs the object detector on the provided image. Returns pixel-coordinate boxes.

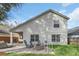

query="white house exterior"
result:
[10,9,69,45]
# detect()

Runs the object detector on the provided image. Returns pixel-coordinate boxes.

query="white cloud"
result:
[61,3,72,7]
[68,7,79,28]
[59,10,66,14]
[68,7,79,20]
[5,19,23,28]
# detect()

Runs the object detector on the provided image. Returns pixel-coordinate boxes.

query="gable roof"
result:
[68,26,79,34]
[10,9,69,31]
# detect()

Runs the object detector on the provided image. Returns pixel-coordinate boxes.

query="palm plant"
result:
[0,3,19,21]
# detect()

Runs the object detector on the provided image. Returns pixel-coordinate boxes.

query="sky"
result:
[7,3,79,29]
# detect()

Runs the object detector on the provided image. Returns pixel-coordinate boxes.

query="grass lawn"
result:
[4,44,79,56]
[5,52,54,56]
[49,44,79,56]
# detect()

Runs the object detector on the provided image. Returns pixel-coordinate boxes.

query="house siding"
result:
[12,12,68,45]
[68,29,79,45]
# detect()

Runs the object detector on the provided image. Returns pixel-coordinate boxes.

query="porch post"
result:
[10,32,13,45]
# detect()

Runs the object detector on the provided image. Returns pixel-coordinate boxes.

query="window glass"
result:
[31,35,34,41]
[52,34,60,42]
[54,20,59,28]
[31,34,39,41]
[36,35,39,41]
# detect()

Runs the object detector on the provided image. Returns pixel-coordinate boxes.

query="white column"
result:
[18,35,20,41]
[10,32,13,45]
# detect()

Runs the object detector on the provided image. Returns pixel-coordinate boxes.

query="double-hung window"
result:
[52,34,60,42]
[31,34,39,41]
[54,20,59,28]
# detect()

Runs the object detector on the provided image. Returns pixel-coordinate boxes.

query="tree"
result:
[0,3,19,21]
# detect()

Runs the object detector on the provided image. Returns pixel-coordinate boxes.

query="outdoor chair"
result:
[36,40,41,46]
[24,40,28,47]
[33,41,45,50]
[30,41,33,48]
[24,40,33,48]
[0,41,13,49]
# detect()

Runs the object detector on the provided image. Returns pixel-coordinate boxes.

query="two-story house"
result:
[10,9,69,46]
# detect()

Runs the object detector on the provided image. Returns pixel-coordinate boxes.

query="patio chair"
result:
[24,40,33,48]
[36,40,41,46]
[33,44,45,50]
[0,41,13,49]
[24,40,28,47]
[30,41,33,48]
[33,41,45,50]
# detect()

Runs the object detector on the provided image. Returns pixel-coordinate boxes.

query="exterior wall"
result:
[68,34,79,45]
[68,37,79,45]
[12,12,68,45]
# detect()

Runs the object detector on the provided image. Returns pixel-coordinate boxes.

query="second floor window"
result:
[54,20,59,28]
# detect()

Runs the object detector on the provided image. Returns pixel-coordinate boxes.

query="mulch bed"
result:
[0,52,6,56]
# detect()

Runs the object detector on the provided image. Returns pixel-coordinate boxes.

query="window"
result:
[54,20,59,28]
[52,34,60,42]
[36,35,39,41]
[31,34,39,41]
[52,35,55,42]
[31,35,34,41]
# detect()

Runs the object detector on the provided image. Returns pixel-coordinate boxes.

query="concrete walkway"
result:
[0,45,26,52]
[0,46,53,54]
[8,48,53,54]
[0,43,53,54]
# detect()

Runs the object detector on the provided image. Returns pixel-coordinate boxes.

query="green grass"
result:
[4,45,79,56]
[48,45,79,56]
[5,52,54,56]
